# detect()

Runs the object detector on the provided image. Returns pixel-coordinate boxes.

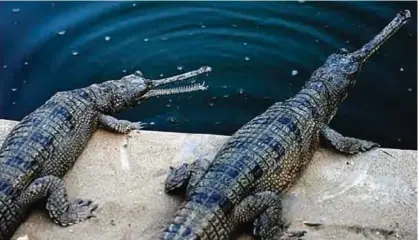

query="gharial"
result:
[0,65,212,239]
[162,10,411,240]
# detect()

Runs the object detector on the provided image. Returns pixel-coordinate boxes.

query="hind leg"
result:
[232,191,306,240]
[164,158,212,194]
[16,175,97,226]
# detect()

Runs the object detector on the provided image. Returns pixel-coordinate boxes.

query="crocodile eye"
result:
[336,48,348,54]
[344,64,359,75]
[134,70,143,77]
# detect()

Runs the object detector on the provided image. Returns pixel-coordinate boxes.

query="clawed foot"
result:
[345,140,380,154]
[54,198,98,226]
[320,126,380,155]
[118,120,147,134]
[164,163,190,194]
[130,121,147,131]
[256,222,306,240]
[262,226,306,240]
[358,141,380,152]
[277,230,307,240]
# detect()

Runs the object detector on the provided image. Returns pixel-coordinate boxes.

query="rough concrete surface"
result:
[0,119,415,240]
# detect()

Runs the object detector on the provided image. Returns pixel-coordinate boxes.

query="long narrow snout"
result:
[139,65,212,100]
[150,66,212,87]
[352,9,411,62]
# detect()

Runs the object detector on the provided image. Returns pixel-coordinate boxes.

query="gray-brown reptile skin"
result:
[0,66,212,240]
[163,10,411,240]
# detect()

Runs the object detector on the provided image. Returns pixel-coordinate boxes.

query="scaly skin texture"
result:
[163,10,411,240]
[0,66,212,240]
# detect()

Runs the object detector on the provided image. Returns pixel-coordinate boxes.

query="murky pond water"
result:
[0,1,416,149]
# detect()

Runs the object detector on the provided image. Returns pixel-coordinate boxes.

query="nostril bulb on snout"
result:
[202,66,212,72]
[399,9,411,19]
[337,48,348,54]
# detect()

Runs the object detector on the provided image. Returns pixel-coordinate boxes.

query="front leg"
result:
[16,175,97,226]
[232,191,306,240]
[320,125,380,154]
[98,114,146,134]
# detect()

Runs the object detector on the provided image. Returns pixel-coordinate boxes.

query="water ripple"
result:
[0,1,416,149]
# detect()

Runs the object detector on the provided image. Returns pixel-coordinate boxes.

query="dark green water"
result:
[0,1,416,149]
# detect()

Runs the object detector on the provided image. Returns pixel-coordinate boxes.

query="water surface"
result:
[0,1,416,149]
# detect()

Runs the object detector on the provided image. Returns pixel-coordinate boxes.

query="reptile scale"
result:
[163,10,411,240]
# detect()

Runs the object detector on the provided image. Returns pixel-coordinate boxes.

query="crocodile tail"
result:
[162,202,202,240]
[162,201,231,240]
[0,197,24,240]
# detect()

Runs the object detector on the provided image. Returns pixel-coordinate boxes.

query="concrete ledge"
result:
[0,119,416,240]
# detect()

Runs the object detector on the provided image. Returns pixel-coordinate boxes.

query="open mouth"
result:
[352,9,411,62]
[141,65,212,99]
